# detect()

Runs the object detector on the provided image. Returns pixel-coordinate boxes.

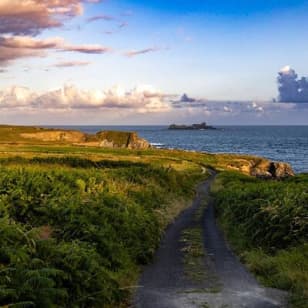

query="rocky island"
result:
[168,122,215,130]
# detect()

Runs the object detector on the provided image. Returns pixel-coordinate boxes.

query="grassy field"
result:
[0,133,306,307]
[212,172,308,307]
[0,145,210,307]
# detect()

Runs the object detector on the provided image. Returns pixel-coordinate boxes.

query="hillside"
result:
[0,125,294,178]
[0,125,305,307]
[0,125,150,149]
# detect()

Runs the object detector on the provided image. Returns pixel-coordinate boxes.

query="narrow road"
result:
[133,172,287,308]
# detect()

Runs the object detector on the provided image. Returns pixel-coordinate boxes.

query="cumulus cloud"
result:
[0,0,108,66]
[0,0,86,36]
[124,47,160,57]
[0,84,288,118]
[1,86,307,124]
[171,93,298,117]
[278,66,308,102]
[0,86,37,107]
[0,84,171,113]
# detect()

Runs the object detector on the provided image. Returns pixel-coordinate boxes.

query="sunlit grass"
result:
[212,172,308,307]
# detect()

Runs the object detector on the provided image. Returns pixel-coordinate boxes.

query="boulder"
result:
[251,161,294,178]
[224,157,294,179]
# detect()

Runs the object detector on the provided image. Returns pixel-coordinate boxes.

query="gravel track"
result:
[133,172,287,308]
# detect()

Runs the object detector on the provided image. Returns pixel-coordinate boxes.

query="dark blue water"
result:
[48,126,308,173]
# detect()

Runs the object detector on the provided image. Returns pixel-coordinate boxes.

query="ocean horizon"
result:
[45,125,308,174]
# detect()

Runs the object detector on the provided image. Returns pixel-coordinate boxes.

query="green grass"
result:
[0,154,206,307]
[180,197,221,291]
[180,198,208,283]
[181,227,206,282]
[212,171,308,307]
[96,131,136,147]
[0,126,305,307]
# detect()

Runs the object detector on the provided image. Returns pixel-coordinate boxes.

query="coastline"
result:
[0,127,306,307]
[41,125,308,174]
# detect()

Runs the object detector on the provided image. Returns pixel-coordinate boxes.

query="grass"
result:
[180,197,208,283]
[0,151,207,307]
[181,227,206,282]
[96,131,137,147]
[180,197,221,292]
[0,125,305,307]
[212,171,308,307]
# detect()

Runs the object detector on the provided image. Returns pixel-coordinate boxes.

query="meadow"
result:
[0,147,209,307]
[212,172,308,307]
[0,138,306,307]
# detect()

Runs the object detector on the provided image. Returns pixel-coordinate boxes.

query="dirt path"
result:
[133,172,287,308]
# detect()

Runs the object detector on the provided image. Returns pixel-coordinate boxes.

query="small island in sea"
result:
[168,122,216,130]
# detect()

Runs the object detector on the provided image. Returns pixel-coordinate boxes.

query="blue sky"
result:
[0,0,308,124]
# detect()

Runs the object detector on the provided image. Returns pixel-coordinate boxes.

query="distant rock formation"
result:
[96,131,150,149]
[180,93,196,103]
[168,122,215,130]
[17,126,151,149]
[21,131,86,143]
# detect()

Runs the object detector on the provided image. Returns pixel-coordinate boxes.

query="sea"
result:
[48,126,308,174]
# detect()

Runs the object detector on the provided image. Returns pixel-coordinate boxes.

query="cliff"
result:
[0,125,151,150]
[96,131,151,149]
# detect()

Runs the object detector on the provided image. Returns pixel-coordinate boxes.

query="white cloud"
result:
[0,84,171,113]
[0,0,88,36]
[1,86,307,125]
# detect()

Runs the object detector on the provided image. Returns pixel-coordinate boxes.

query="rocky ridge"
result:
[18,128,151,149]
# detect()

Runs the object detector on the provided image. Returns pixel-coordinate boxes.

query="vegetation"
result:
[0,125,148,149]
[181,202,207,283]
[0,125,306,307]
[0,155,205,307]
[96,131,137,147]
[212,172,308,307]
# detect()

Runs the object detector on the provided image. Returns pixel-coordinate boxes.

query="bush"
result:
[213,172,308,306]
[0,156,202,307]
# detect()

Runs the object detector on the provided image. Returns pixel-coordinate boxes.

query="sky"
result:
[0,0,308,125]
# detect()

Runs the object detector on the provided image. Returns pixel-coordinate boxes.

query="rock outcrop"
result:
[96,131,151,149]
[18,127,151,149]
[225,157,294,178]
[21,131,86,143]
[251,161,294,178]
